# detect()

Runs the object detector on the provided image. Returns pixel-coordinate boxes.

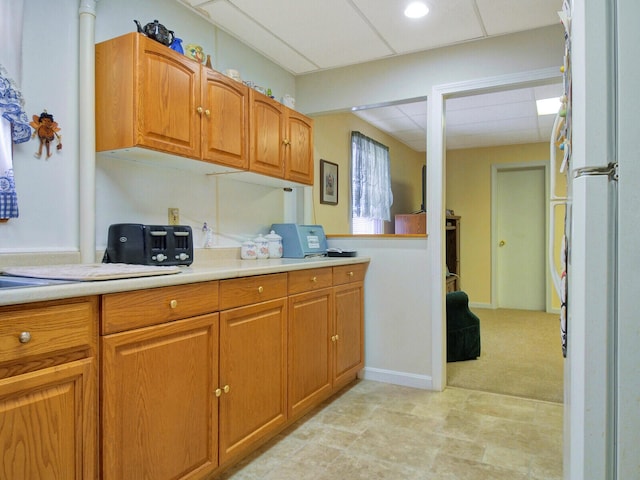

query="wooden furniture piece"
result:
[446,215,461,291]
[395,213,426,234]
[0,297,98,480]
[96,32,313,186]
[100,282,219,480]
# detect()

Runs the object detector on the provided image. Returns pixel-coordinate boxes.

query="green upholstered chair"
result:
[446,291,481,362]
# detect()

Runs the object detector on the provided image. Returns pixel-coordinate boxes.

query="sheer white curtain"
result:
[351,131,393,234]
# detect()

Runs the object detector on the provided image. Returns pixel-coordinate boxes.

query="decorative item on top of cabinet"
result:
[395,213,426,234]
[446,215,461,291]
[0,297,98,480]
[96,32,249,171]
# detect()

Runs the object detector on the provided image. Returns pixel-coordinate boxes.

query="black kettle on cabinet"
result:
[134,19,175,46]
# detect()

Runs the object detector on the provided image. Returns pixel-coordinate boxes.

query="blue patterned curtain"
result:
[0,0,28,219]
[351,131,393,222]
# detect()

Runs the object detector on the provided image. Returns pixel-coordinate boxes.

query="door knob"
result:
[499,240,506,247]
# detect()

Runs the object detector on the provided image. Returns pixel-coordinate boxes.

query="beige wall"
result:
[446,142,566,309]
[311,111,425,234]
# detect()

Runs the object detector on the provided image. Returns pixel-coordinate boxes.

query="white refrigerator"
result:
[562,0,640,478]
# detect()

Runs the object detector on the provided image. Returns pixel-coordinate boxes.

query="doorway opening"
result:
[430,73,562,401]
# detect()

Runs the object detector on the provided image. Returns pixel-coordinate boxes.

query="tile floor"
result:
[216,380,563,480]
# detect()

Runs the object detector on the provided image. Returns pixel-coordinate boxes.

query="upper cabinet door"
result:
[249,91,286,178]
[96,33,201,158]
[138,37,201,158]
[201,70,249,169]
[285,109,314,185]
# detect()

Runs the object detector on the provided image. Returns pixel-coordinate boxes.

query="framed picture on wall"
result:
[320,159,338,205]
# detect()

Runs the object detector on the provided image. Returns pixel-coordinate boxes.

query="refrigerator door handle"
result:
[573,162,619,181]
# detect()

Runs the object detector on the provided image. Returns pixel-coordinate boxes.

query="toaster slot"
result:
[173,230,190,250]
[149,230,168,251]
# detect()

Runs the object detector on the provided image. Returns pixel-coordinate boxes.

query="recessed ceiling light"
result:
[536,97,561,115]
[404,2,429,19]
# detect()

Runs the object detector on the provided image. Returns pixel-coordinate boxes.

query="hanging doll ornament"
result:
[30,110,62,159]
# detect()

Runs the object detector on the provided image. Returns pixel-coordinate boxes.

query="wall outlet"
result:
[168,208,180,225]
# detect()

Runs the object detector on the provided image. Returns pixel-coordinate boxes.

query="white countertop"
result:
[0,256,370,307]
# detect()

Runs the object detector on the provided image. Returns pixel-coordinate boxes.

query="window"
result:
[351,131,393,234]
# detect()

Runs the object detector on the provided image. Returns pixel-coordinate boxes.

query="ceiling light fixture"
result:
[536,97,562,115]
[404,2,429,19]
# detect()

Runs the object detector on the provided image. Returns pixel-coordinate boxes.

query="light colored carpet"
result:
[447,308,564,403]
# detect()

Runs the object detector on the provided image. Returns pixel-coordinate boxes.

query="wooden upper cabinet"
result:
[201,69,249,169]
[96,32,201,158]
[249,90,286,178]
[249,90,314,185]
[285,109,314,185]
[97,32,313,185]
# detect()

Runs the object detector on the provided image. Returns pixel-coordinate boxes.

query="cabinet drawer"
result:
[288,267,332,295]
[0,298,96,365]
[101,281,219,334]
[332,263,368,286]
[219,273,287,310]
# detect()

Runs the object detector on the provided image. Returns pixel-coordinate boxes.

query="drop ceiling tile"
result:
[476,0,561,36]
[534,83,565,100]
[446,88,534,111]
[197,1,317,73]
[230,0,393,70]
[353,0,485,53]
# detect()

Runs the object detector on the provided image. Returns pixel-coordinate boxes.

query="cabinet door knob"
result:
[282,139,290,146]
[215,388,222,397]
[223,385,230,394]
[258,286,264,293]
[197,106,203,114]
[18,331,31,344]
[205,109,211,117]
[331,335,336,342]
[335,334,340,341]
[170,299,178,309]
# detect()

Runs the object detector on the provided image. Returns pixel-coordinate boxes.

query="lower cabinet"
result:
[288,286,333,419]
[218,274,288,466]
[0,297,98,480]
[287,264,367,420]
[101,314,219,480]
[97,263,366,479]
[218,298,287,465]
[332,264,367,391]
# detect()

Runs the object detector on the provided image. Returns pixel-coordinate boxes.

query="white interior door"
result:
[496,166,546,310]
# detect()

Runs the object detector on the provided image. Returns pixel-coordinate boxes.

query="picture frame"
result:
[320,159,338,205]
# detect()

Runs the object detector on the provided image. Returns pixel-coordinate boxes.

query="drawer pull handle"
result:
[170,299,178,309]
[19,331,31,344]
[348,271,354,277]
[258,286,264,293]
[223,385,230,394]
[312,276,317,283]
[215,388,222,397]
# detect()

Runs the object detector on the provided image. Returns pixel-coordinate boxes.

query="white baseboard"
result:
[360,367,433,390]
[469,302,493,309]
